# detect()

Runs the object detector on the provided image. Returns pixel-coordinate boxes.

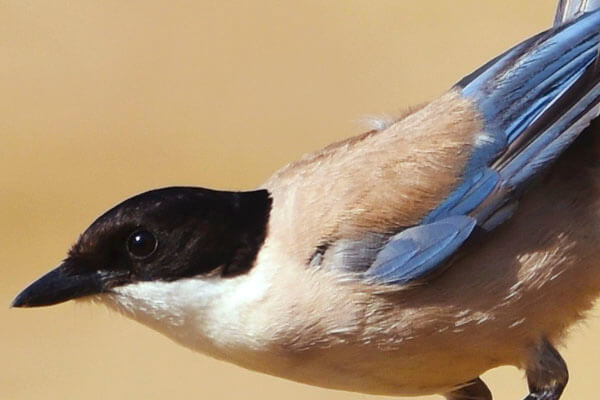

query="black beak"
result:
[11,259,128,308]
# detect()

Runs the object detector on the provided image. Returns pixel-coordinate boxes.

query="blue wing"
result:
[364,216,476,284]
[364,10,600,285]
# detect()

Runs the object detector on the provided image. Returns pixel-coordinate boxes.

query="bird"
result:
[11,1,600,399]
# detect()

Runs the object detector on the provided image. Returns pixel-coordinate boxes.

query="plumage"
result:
[364,215,476,284]
[555,0,600,25]
[12,2,600,400]
[266,11,600,288]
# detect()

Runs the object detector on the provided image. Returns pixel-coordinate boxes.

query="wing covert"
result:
[364,9,600,285]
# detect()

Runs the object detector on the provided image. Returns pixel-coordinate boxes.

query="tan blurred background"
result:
[2,1,599,399]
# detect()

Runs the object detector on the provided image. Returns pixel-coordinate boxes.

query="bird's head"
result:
[12,187,272,308]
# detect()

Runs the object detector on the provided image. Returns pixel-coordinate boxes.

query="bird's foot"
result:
[522,338,568,400]
[445,377,492,400]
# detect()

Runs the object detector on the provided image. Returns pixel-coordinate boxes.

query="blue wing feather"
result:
[365,216,476,284]
[365,10,600,285]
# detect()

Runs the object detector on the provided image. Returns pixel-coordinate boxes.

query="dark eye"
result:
[127,229,158,259]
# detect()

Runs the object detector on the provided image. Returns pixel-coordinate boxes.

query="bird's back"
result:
[262,90,482,263]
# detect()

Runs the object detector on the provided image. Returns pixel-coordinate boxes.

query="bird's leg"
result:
[445,377,492,400]
[522,338,568,400]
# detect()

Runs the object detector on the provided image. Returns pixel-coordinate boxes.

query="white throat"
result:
[100,263,275,364]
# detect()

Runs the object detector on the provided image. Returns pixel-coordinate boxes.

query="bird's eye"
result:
[127,229,158,259]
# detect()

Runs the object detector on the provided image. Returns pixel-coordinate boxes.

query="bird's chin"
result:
[90,280,194,328]
[86,289,134,317]
[75,292,113,305]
